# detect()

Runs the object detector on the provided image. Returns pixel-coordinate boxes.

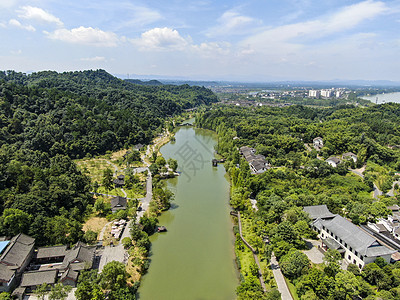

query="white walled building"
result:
[312,215,395,268]
[309,90,320,98]
[321,89,332,98]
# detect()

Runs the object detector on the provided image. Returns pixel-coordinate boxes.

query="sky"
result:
[1,0,400,82]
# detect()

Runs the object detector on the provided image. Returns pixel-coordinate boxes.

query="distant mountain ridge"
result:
[125,79,163,86]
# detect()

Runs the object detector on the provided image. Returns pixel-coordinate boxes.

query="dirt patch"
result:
[83,217,108,233]
[111,149,129,160]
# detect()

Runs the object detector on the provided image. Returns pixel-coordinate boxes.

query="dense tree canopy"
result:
[0,69,216,245]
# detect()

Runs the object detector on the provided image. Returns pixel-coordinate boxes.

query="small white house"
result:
[326,157,341,168]
[342,152,358,163]
[313,137,323,149]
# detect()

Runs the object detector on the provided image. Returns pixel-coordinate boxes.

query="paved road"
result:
[98,169,152,272]
[136,171,152,222]
[350,167,384,200]
[270,253,293,300]
[387,181,400,197]
[373,183,383,199]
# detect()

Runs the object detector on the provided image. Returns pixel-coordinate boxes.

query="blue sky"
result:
[1,0,400,81]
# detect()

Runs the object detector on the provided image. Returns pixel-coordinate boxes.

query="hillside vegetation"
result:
[0,69,216,246]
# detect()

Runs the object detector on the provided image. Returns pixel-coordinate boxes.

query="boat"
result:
[157,226,167,232]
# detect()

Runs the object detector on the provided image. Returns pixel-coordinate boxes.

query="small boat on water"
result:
[157,226,167,232]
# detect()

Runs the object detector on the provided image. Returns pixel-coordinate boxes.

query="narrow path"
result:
[304,143,312,152]
[387,181,399,197]
[350,166,384,200]
[237,212,267,293]
[104,159,119,176]
[270,253,294,300]
[98,221,113,241]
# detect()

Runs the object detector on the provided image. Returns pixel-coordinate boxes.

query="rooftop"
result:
[0,263,16,282]
[20,270,58,287]
[62,242,95,269]
[0,233,35,269]
[111,196,127,209]
[36,245,67,259]
[314,215,395,257]
[303,205,335,220]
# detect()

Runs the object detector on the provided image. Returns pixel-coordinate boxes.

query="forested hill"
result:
[0,69,217,245]
[0,69,217,157]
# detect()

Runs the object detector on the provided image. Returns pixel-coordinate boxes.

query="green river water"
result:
[138,125,238,300]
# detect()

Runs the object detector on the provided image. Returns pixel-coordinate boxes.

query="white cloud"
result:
[80,56,107,62]
[240,0,388,55]
[192,42,231,57]
[45,26,119,47]
[206,11,260,37]
[9,19,36,32]
[126,6,162,27]
[17,6,63,26]
[133,27,189,50]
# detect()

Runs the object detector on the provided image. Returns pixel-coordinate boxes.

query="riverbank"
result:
[138,124,238,299]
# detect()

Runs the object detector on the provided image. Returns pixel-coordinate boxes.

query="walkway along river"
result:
[138,125,238,299]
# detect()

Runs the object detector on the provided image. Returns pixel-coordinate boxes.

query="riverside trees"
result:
[197,103,400,299]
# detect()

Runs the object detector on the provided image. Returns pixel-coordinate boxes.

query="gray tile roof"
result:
[240,146,269,173]
[0,263,16,282]
[62,242,94,269]
[20,270,58,287]
[322,237,344,251]
[0,233,35,269]
[111,196,127,209]
[326,157,341,164]
[36,245,67,259]
[60,268,78,282]
[314,215,395,258]
[303,205,335,220]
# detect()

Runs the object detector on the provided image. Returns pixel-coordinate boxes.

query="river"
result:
[361,92,400,104]
[138,125,238,300]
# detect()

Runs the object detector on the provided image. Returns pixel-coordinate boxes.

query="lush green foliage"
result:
[197,103,400,299]
[75,266,137,300]
[0,69,215,245]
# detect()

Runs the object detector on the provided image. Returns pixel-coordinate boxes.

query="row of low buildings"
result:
[0,233,95,298]
[239,146,271,174]
[369,205,400,242]
[304,205,396,269]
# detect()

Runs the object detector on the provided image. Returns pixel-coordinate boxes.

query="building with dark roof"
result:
[113,175,125,188]
[111,196,128,213]
[312,215,395,268]
[239,146,270,174]
[0,263,16,292]
[20,270,58,291]
[59,268,79,287]
[62,242,95,272]
[0,234,35,271]
[303,205,335,221]
[36,245,67,264]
